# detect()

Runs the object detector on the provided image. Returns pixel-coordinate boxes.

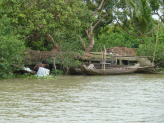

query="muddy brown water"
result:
[0,74,164,123]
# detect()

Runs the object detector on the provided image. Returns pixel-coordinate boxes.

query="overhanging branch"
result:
[78,35,86,50]
[46,34,59,49]
[93,13,108,29]
[116,20,144,44]
[92,0,104,17]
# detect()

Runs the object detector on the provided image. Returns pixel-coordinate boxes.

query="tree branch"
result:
[89,25,94,37]
[91,0,95,5]
[129,9,144,37]
[78,36,86,50]
[153,12,163,22]
[116,20,144,44]
[131,23,145,37]
[93,13,108,29]
[92,0,104,17]
[85,29,90,39]
[24,34,34,40]
[46,34,59,49]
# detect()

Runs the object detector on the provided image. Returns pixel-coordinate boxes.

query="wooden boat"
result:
[135,64,161,73]
[80,63,140,75]
[69,67,83,75]
[69,63,129,75]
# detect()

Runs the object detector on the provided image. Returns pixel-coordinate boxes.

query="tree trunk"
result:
[52,57,57,76]
[46,34,59,51]
[85,36,95,53]
[78,0,106,53]
[79,25,95,53]
[78,35,94,53]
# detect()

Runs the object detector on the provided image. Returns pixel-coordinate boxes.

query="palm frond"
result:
[125,0,135,8]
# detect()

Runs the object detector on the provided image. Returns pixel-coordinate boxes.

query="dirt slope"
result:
[106,47,136,56]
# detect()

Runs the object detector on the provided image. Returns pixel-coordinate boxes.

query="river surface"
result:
[0,74,164,123]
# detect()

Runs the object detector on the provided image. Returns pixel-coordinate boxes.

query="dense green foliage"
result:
[1,0,164,78]
[136,24,164,66]
[0,7,25,79]
[81,0,115,38]
[92,24,140,51]
[0,36,25,79]
[1,0,91,50]
[137,42,164,65]
[0,0,90,78]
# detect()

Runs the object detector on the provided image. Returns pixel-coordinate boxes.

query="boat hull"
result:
[80,64,139,75]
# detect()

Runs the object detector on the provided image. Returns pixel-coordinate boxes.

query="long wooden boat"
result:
[69,63,130,75]
[80,63,140,75]
[136,64,161,73]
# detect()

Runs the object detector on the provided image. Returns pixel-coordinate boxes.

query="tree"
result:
[92,24,140,51]
[0,5,25,78]
[2,0,91,51]
[0,0,92,78]
[115,0,153,43]
[78,0,115,53]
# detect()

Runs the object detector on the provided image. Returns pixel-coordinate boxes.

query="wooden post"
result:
[66,60,68,75]
[120,60,123,65]
[52,57,57,76]
[103,46,106,75]
[102,48,104,75]
[101,47,103,70]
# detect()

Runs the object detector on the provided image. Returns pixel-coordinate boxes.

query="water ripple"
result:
[0,74,164,123]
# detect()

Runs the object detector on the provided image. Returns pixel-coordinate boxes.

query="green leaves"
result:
[136,36,164,66]
[0,35,25,79]
[0,3,25,79]
[92,24,140,52]
[118,0,153,39]
[1,0,91,51]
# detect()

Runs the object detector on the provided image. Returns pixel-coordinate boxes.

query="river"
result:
[0,74,164,123]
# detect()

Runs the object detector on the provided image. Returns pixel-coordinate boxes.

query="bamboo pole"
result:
[103,46,106,75]
[101,47,103,70]
[103,50,104,75]
[152,16,160,66]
